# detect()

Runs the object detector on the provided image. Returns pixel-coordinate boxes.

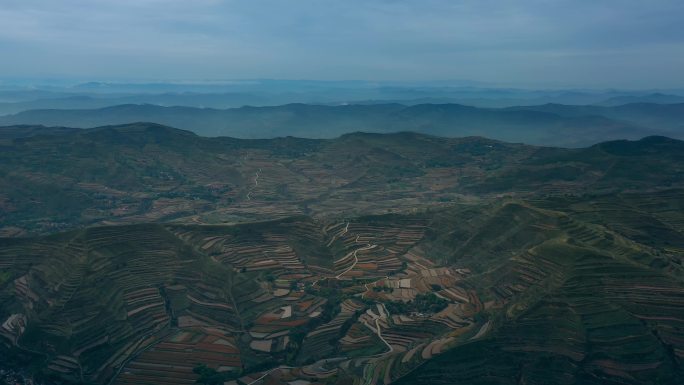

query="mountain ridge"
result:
[2,102,681,147]
[1,122,683,236]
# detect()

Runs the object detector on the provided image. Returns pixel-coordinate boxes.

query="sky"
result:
[1,0,683,88]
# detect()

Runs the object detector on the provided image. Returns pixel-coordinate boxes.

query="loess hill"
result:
[1,123,683,237]
[0,123,683,385]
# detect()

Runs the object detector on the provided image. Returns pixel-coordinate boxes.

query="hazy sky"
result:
[1,0,683,88]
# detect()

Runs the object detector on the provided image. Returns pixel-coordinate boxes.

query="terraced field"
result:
[1,126,683,384]
[396,198,684,385]
[1,190,681,384]
[397,243,684,384]
[116,328,241,385]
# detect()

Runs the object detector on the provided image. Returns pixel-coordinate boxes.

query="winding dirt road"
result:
[375,303,393,354]
[246,366,294,385]
[335,236,374,279]
[326,221,349,247]
[246,168,261,201]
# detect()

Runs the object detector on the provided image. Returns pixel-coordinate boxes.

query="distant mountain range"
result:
[1,102,682,146]
[596,92,684,106]
[2,80,684,113]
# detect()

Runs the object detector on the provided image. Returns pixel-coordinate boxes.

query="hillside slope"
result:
[1,124,683,236]
[1,193,683,384]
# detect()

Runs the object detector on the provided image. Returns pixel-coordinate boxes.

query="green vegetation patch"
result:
[383,293,449,315]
